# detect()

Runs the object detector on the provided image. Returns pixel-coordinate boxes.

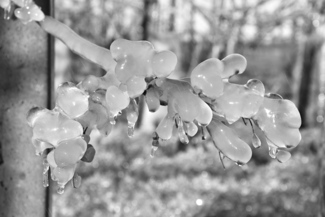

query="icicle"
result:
[57,183,65,194]
[252,133,261,148]
[126,99,138,137]
[150,134,159,158]
[150,145,158,158]
[42,158,49,187]
[176,115,189,144]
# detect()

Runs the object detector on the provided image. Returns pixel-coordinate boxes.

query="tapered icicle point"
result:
[252,133,261,148]
[150,139,159,158]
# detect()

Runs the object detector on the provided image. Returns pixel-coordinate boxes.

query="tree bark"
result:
[0,0,53,216]
[298,32,323,128]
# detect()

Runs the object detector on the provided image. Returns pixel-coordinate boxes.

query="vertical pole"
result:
[0,0,54,216]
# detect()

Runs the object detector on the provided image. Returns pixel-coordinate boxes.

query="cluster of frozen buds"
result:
[1,0,301,194]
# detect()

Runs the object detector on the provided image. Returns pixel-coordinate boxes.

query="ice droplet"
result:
[268,145,278,159]
[276,150,291,163]
[150,146,158,158]
[57,184,65,194]
[201,126,208,140]
[150,140,159,158]
[252,134,261,148]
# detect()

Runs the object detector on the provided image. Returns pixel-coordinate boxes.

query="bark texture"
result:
[0,1,53,216]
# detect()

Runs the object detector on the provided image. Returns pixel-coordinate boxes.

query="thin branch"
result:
[39,16,116,73]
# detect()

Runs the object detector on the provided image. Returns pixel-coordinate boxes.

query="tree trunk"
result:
[0,1,53,216]
[298,33,323,128]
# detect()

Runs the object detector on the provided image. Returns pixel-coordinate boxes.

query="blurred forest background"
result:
[52,0,325,216]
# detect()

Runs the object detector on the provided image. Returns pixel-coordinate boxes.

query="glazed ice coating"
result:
[212,79,265,124]
[12,1,303,192]
[56,82,89,119]
[190,58,224,99]
[27,108,83,147]
[40,16,117,73]
[253,98,302,149]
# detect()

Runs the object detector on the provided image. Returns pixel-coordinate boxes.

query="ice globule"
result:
[28,108,83,147]
[53,137,87,167]
[253,97,301,149]
[152,50,177,78]
[145,86,161,112]
[156,115,174,140]
[56,82,89,119]
[158,78,210,123]
[190,58,224,99]
[105,85,130,117]
[14,0,44,24]
[0,0,10,9]
[207,118,252,165]
[212,80,265,124]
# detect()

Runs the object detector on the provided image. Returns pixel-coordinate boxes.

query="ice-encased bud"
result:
[110,39,155,83]
[213,80,265,124]
[152,50,177,78]
[54,137,87,167]
[105,85,130,117]
[126,75,147,98]
[145,87,160,112]
[207,119,252,165]
[30,108,83,147]
[56,82,89,118]
[14,1,44,24]
[190,58,224,99]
